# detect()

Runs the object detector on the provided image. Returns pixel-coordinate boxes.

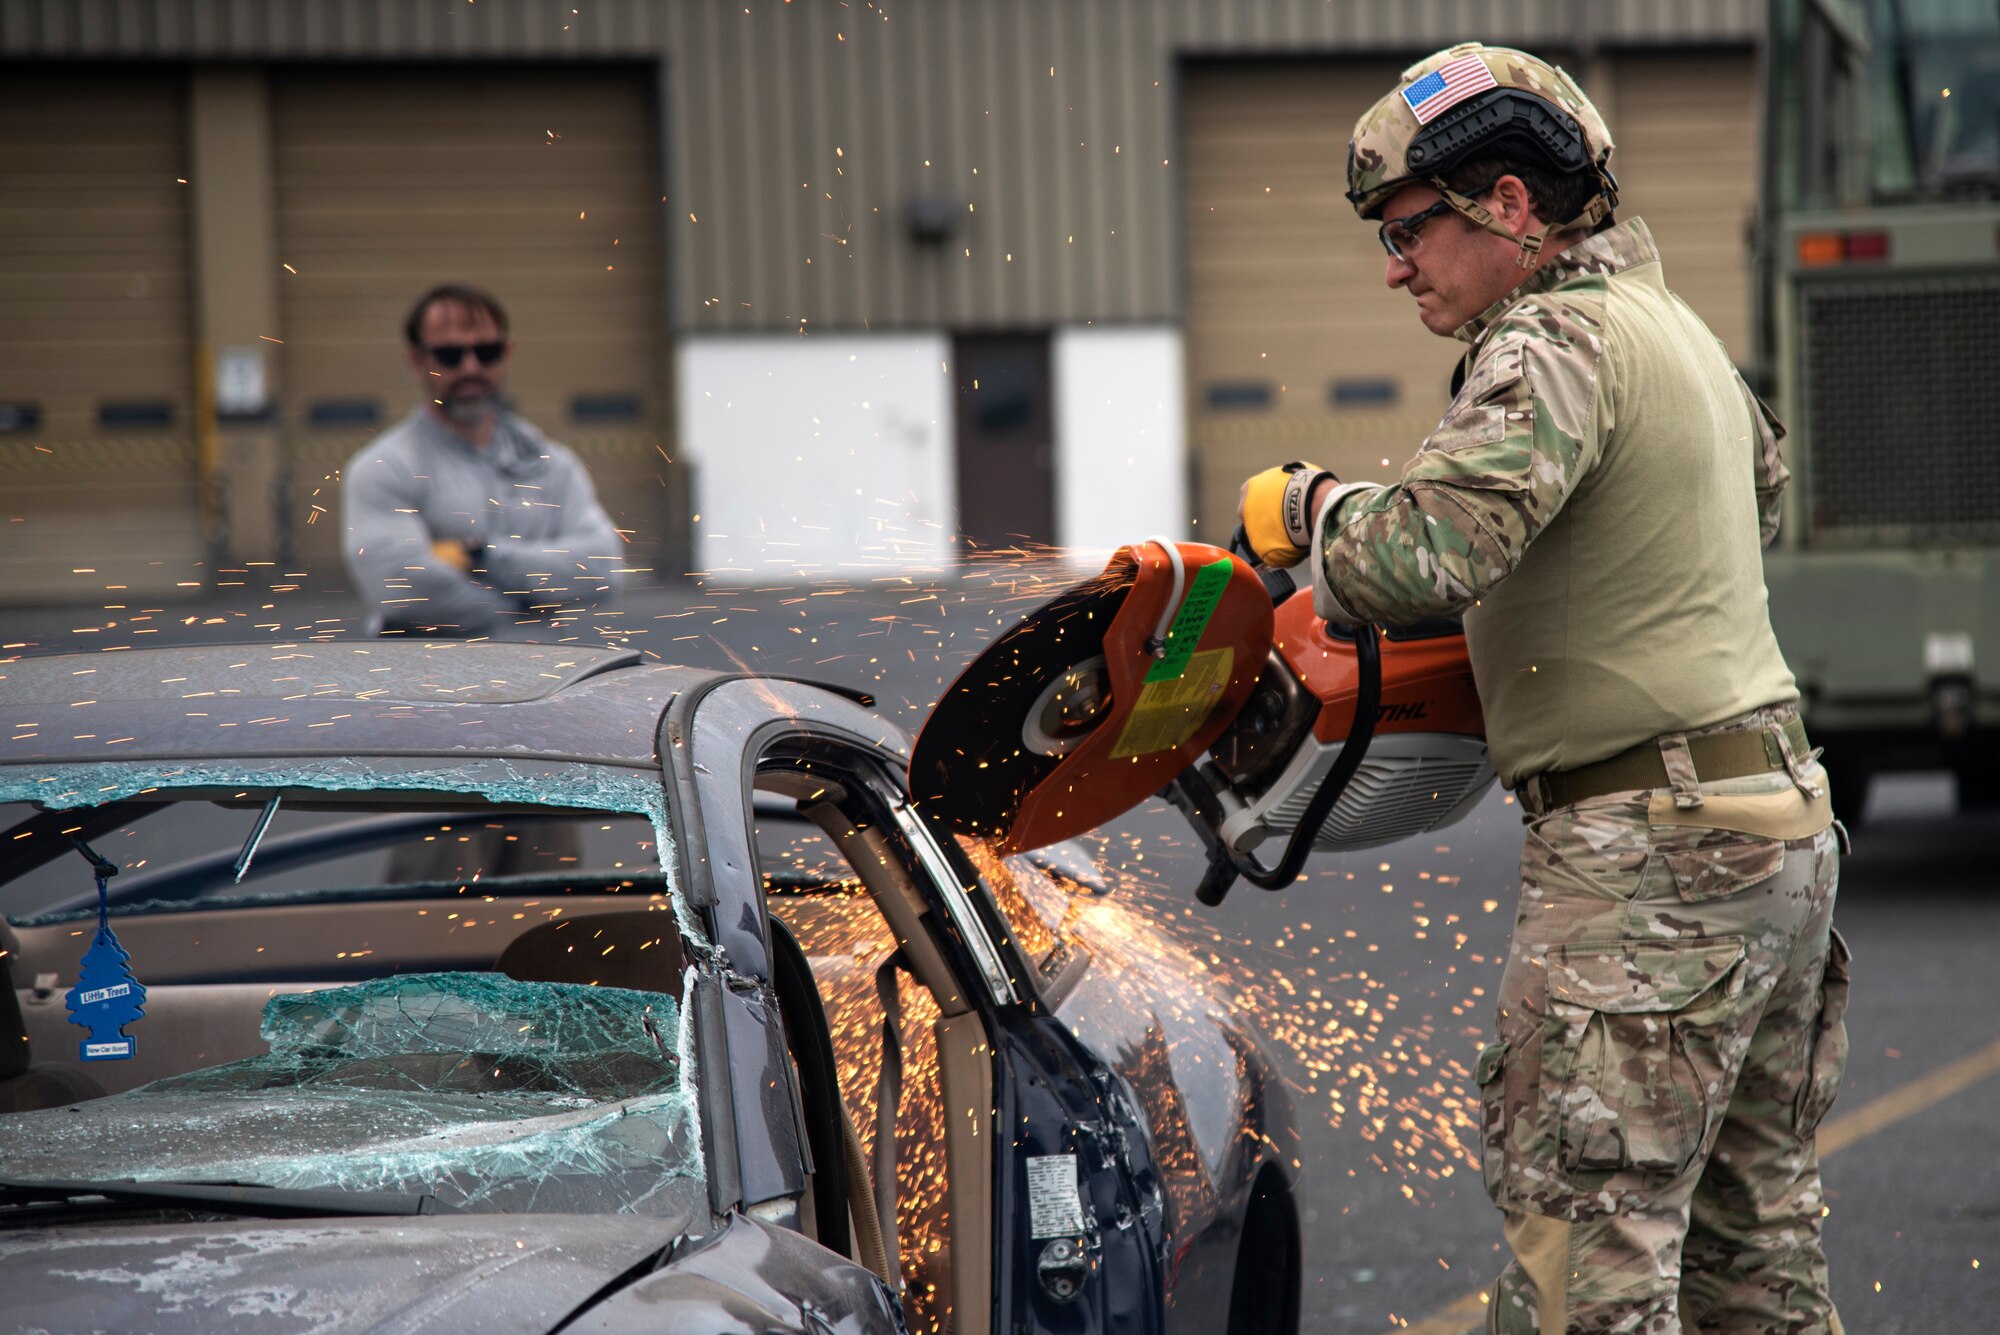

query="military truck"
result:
[1756,0,2000,822]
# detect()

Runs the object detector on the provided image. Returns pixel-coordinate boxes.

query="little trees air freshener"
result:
[63,839,146,1061]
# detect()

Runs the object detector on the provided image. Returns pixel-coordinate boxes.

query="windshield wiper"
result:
[0,1177,455,1219]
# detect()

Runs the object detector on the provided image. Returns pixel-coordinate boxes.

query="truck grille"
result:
[1802,275,2000,542]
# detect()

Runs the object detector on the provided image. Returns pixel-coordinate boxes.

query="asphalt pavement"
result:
[3,569,1994,1332]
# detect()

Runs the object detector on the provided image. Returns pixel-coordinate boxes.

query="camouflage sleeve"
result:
[1738,375,1790,548]
[1311,311,1605,625]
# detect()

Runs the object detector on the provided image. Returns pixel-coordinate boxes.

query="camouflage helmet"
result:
[1346,43,1618,266]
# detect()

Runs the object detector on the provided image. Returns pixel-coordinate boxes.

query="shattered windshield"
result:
[0,759,707,1219]
[0,974,700,1215]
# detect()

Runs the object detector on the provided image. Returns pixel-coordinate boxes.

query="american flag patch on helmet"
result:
[1401,54,1498,125]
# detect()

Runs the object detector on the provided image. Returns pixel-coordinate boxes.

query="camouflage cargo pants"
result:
[1480,708,1850,1334]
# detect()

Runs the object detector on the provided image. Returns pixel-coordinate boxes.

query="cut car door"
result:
[670,675,998,1334]
[768,749,1170,1335]
[679,676,1169,1334]
[937,830,1171,1335]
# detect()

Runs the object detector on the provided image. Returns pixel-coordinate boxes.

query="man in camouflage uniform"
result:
[1237,44,1850,1334]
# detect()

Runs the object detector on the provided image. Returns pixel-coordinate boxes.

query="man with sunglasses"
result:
[341,284,622,637]
[1237,44,1846,1335]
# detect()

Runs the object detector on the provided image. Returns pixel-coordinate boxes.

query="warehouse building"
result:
[0,0,1761,600]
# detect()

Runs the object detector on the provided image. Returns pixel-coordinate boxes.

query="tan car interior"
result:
[2,780,995,1335]
[1,894,690,1106]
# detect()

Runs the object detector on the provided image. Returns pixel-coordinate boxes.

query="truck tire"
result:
[1226,1166,1300,1335]
[1956,764,2000,811]
[1827,758,1873,830]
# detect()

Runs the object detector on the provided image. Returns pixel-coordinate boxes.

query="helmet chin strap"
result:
[1432,180,1616,269]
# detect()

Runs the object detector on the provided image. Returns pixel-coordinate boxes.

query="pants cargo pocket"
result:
[1796,927,1852,1136]
[1542,937,1754,1177]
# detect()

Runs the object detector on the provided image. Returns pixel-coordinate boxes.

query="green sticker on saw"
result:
[1144,557,1235,684]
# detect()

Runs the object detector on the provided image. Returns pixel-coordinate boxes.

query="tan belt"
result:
[1517,715,1810,816]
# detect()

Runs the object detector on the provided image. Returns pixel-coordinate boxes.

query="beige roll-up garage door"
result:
[1182,50,1757,533]
[272,68,676,581]
[0,69,205,604]
[1183,60,1460,533]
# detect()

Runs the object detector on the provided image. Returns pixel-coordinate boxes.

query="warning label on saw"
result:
[1111,647,1234,758]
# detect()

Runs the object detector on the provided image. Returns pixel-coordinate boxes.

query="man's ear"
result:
[1491,175,1540,236]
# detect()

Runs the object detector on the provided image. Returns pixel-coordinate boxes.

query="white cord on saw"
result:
[1140,535,1184,659]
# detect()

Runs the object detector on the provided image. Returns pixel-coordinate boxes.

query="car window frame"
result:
[666,675,1046,1223]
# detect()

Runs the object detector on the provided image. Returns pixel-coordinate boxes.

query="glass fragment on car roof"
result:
[0,972,706,1212]
[3,756,668,824]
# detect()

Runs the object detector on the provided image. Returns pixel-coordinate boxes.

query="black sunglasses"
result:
[424,341,508,369]
[1376,181,1500,261]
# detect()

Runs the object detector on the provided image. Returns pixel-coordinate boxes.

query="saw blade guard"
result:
[910,541,1274,855]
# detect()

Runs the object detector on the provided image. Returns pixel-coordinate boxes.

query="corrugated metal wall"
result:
[662,0,1179,330]
[3,0,1760,333]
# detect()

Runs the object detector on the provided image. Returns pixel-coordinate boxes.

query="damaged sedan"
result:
[0,641,1299,1333]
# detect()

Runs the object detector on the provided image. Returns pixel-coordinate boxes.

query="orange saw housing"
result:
[1271,591,1486,744]
[916,542,1496,878]
[911,542,1272,856]
[1008,544,1271,852]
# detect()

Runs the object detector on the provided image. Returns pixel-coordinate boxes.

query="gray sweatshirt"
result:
[341,408,623,636]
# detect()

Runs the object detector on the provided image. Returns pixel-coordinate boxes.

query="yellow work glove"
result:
[429,538,475,573]
[1238,461,1335,568]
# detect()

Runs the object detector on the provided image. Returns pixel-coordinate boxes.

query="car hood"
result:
[0,1209,904,1334]
[0,1211,682,1334]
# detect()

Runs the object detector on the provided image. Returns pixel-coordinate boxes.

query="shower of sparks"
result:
[1052,841,1483,1194]
[760,803,1485,1335]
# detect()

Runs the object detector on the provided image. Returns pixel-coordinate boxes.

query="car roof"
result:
[0,640,713,769]
[2,641,645,707]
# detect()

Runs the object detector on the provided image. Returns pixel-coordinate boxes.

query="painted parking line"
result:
[1377,1035,2000,1335]
[1815,1035,2000,1153]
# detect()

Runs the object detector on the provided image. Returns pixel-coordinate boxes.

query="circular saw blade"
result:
[913,543,1273,854]
[909,559,1133,843]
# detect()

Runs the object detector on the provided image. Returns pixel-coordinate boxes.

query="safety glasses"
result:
[424,341,508,369]
[1375,181,1498,262]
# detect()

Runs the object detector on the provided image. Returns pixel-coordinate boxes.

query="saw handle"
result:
[1236,619,1380,891]
[1191,527,1384,900]
[1230,523,1299,606]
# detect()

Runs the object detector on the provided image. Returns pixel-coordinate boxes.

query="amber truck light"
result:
[1798,231,1891,265]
